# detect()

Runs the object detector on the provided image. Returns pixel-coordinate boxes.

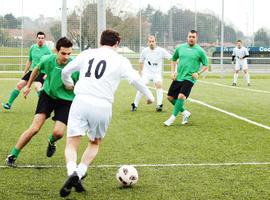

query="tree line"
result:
[1,4,270,50]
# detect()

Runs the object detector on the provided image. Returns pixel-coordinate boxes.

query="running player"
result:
[164,30,208,126]
[59,29,154,197]
[2,32,52,110]
[131,35,172,112]
[5,37,79,168]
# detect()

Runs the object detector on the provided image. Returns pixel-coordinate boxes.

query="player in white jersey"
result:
[232,40,250,86]
[131,35,172,112]
[59,29,155,197]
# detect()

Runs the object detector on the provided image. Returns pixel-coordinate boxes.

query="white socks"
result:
[134,88,163,107]
[134,91,143,107]
[66,161,88,179]
[245,73,250,84]
[66,161,77,176]
[76,163,88,179]
[233,73,238,84]
[156,88,163,106]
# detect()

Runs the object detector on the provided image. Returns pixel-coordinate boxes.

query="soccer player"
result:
[59,29,154,197]
[2,32,52,110]
[164,30,208,126]
[5,37,79,168]
[131,35,172,112]
[232,40,250,86]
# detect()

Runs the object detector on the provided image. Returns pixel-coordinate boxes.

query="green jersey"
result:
[37,54,79,101]
[172,43,208,84]
[29,44,52,71]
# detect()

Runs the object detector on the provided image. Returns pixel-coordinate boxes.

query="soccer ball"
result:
[116,165,139,186]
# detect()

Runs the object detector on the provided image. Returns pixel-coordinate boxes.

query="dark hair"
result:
[237,40,242,43]
[56,37,73,51]
[190,30,198,35]
[100,29,121,46]
[36,32,46,38]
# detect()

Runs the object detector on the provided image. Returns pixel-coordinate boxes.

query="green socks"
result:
[48,134,61,144]
[173,99,185,117]
[37,90,42,97]
[169,99,176,105]
[8,89,20,106]
[10,147,20,158]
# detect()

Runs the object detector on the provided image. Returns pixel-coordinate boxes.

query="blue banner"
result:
[215,47,270,53]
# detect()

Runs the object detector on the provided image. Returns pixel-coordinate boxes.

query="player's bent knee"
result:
[91,138,101,145]
[178,94,186,99]
[167,96,174,101]
[16,84,24,90]
[53,130,64,138]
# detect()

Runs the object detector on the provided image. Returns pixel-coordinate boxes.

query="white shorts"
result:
[235,60,248,71]
[141,70,162,84]
[67,95,112,141]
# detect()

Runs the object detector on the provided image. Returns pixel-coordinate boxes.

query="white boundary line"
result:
[1,162,270,169]
[198,80,270,94]
[0,78,20,80]
[188,98,270,131]
[149,87,270,131]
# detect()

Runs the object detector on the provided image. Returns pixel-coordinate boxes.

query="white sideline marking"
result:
[1,162,270,169]
[198,80,270,94]
[0,78,20,80]
[149,87,270,131]
[188,98,270,131]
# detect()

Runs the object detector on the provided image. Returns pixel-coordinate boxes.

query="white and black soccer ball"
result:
[116,165,139,186]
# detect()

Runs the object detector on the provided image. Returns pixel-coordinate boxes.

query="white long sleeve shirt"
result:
[62,46,154,104]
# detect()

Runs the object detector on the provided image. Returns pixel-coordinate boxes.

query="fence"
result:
[1,0,270,74]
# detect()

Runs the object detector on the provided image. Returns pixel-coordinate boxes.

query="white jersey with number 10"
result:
[62,46,154,104]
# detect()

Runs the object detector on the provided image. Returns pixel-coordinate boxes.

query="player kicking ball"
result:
[59,29,154,197]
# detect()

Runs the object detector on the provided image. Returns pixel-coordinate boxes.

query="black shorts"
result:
[35,91,72,125]
[22,71,46,84]
[167,80,194,99]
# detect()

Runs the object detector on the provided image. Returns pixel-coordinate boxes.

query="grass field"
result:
[0,75,270,199]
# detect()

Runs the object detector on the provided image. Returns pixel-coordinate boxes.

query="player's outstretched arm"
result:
[62,55,82,88]
[170,61,177,80]
[133,80,154,104]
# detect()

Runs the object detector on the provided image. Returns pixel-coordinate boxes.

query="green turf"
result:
[0,77,269,199]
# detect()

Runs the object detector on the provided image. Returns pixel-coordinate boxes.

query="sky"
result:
[0,0,268,36]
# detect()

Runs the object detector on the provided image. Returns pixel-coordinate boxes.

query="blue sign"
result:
[216,47,270,53]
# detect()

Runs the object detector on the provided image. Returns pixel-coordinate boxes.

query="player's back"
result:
[74,47,135,103]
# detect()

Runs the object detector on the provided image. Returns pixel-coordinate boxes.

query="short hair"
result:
[36,32,46,38]
[56,37,73,51]
[189,30,198,35]
[100,29,121,46]
[237,40,242,43]
[148,35,156,41]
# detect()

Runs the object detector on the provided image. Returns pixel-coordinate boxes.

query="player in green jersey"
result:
[164,30,208,126]
[2,32,52,110]
[5,37,79,169]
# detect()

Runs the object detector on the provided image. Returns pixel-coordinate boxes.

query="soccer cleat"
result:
[46,141,56,157]
[232,83,237,86]
[74,173,87,193]
[131,103,137,112]
[6,155,17,167]
[182,111,191,125]
[60,172,80,197]
[156,104,163,112]
[2,103,11,110]
[164,115,176,126]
